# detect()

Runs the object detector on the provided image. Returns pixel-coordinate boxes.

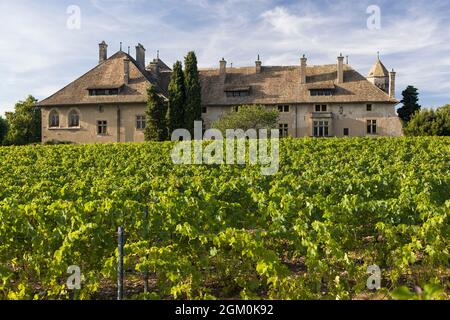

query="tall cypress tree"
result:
[184,51,202,135]
[144,86,168,141]
[167,61,186,134]
[397,86,421,123]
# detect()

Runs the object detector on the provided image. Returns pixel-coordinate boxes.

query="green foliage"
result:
[4,95,41,146]
[0,137,448,300]
[391,284,445,300]
[144,86,168,141]
[167,61,186,133]
[0,116,8,145]
[397,86,421,123]
[184,51,202,135]
[404,104,450,136]
[43,140,74,145]
[435,104,450,135]
[212,105,279,134]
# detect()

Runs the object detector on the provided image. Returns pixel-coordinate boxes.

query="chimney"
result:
[255,55,262,74]
[99,41,108,64]
[389,69,396,98]
[149,59,160,78]
[300,54,307,84]
[337,53,344,84]
[123,58,130,85]
[135,43,146,69]
[219,58,227,76]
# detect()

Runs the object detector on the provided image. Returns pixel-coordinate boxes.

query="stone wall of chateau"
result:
[41,104,147,144]
[202,103,403,138]
[41,102,402,144]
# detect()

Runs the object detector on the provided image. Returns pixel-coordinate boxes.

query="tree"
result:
[212,105,279,134]
[397,86,421,123]
[4,95,41,145]
[144,85,168,141]
[434,104,450,136]
[0,116,8,145]
[404,104,450,136]
[167,61,186,134]
[184,51,202,135]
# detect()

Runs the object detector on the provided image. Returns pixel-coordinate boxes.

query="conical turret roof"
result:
[367,56,389,78]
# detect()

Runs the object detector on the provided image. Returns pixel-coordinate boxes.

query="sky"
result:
[1,0,450,116]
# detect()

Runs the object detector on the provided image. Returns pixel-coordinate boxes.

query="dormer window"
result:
[310,89,333,96]
[88,88,119,96]
[226,91,249,97]
[225,86,250,98]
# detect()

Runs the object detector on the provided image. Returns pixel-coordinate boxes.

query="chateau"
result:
[38,42,403,143]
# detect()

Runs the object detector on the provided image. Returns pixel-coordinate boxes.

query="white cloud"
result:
[261,6,328,36]
[1,0,450,115]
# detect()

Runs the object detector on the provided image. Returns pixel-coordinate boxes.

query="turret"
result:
[367,53,389,93]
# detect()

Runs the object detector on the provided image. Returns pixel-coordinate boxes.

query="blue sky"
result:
[1,0,450,115]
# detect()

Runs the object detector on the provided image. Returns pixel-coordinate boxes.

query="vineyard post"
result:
[118,226,124,300]
[143,206,149,294]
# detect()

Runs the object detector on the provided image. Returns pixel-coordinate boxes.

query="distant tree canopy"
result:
[212,105,279,134]
[404,104,450,136]
[144,85,168,141]
[398,86,421,123]
[0,115,8,145]
[184,51,202,135]
[4,95,41,145]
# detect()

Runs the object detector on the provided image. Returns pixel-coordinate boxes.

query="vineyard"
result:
[0,137,448,300]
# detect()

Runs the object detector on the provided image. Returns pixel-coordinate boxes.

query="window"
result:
[367,120,377,134]
[226,91,249,97]
[97,120,107,135]
[68,110,80,127]
[343,128,349,136]
[89,88,119,96]
[279,123,289,137]
[233,106,240,112]
[367,104,373,111]
[49,110,59,128]
[278,105,290,113]
[313,121,329,137]
[315,104,327,112]
[136,115,146,130]
[310,89,333,96]
[202,106,207,114]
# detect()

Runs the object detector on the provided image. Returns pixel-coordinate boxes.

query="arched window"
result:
[49,110,59,128]
[68,110,80,127]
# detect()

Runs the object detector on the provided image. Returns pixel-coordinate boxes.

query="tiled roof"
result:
[38,51,168,106]
[199,64,398,106]
[367,58,389,78]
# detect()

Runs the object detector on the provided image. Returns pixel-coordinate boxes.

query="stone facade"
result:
[41,104,147,143]
[202,103,402,138]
